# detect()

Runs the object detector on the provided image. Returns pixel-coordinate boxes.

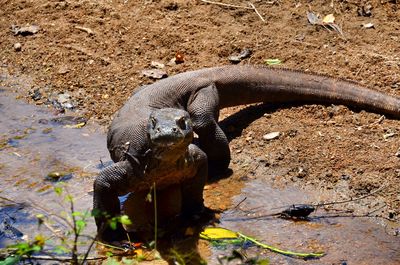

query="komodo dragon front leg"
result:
[93,160,141,242]
[188,84,231,175]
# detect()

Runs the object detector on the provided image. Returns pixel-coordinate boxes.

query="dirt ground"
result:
[1,0,399,243]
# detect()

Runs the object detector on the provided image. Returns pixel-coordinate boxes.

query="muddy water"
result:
[0,86,109,249]
[209,178,400,264]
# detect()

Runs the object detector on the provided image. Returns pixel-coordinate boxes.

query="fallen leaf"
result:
[322,14,335,24]
[64,122,86,129]
[265,59,282,65]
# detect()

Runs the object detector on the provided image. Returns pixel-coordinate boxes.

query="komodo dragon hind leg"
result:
[188,84,231,176]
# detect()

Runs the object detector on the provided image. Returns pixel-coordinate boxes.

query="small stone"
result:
[395,148,400,157]
[362,22,375,29]
[45,171,72,182]
[151,61,165,69]
[29,88,42,101]
[263,131,280,140]
[14,42,22,51]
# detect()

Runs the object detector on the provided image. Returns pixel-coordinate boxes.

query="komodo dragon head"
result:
[147,108,193,161]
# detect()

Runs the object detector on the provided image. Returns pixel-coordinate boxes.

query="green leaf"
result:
[109,220,117,230]
[0,255,21,265]
[72,211,82,217]
[146,192,152,202]
[54,186,63,196]
[91,208,101,217]
[75,219,87,234]
[119,215,132,225]
[65,194,74,202]
[265,58,282,65]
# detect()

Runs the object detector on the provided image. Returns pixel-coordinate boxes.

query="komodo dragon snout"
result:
[147,108,193,149]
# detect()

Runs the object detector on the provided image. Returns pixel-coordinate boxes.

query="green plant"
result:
[0,184,133,265]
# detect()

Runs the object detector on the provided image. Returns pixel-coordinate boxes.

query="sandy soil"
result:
[1,0,399,243]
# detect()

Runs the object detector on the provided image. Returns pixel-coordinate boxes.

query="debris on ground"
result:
[200,227,325,259]
[307,12,343,35]
[141,69,168,79]
[11,24,40,36]
[228,48,252,64]
[263,131,280,140]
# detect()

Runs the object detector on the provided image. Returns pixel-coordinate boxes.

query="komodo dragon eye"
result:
[176,117,187,130]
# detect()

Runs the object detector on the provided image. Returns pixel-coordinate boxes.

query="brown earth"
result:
[1,0,399,249]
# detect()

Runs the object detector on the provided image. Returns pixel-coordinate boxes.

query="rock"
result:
[57,93,75,109]
[141,69,168,79]
[13,43,22,51]
[263,131,280,140]
[151,61,165,69]
[45,171,73,182]
[11,24,40,36]
[29,88,42,101]
[228,48,252,64]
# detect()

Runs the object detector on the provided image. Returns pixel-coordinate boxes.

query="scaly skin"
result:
[93,65,400,242]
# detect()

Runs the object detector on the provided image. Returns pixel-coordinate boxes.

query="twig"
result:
[74,26,95,35]
[355,61,365,77]
[232,197,247,210]
[316,183,388,208]
[247,2,266,23]
[201,0,253,9]
[26,255,105,262]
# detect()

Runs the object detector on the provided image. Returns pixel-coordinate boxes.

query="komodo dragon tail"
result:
[213,66,400,118]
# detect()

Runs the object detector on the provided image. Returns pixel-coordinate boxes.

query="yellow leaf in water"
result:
[200,227,238,240]
[322,14,335,24]
[64,122,86,129]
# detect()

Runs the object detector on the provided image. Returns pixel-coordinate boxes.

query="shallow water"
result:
[0,84,109,250]
[209,179,400,264]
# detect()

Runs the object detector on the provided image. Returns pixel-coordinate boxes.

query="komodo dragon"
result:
[93,65,400,242]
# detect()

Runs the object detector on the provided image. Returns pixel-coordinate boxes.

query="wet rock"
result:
[0,214,24,241]
[56,93,75,109]
[13,42,22,51]
[45,171,73,182]
[263,131,280,140]
[29,88,42,101]
[11,24,40,36]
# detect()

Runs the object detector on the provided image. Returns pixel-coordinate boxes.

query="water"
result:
[209,179,400,264]
[0,80,109,251]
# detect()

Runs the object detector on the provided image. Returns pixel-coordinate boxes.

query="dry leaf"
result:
[322,14,335,24]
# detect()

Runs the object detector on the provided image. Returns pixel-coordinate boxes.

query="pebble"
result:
[14,42,22,51]
[262,131,280,140]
